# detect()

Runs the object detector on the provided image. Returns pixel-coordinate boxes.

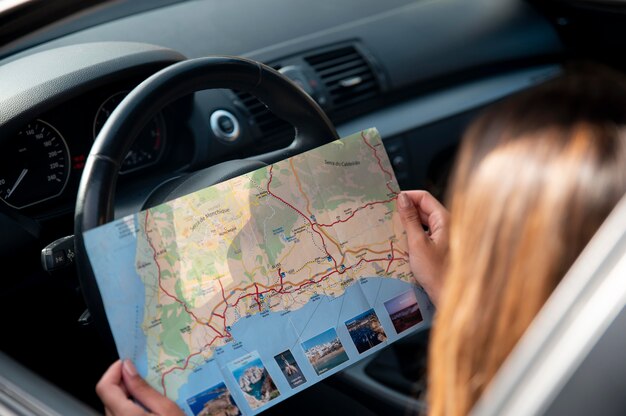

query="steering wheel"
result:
[73,56,338,352]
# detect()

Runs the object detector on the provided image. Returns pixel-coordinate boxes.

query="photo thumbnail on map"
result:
[301,328,349,376]
[274,350,307,388]
[186,382,241,416]
[384,290,423,334]
[228,351,281,410]
[345,308,388,354]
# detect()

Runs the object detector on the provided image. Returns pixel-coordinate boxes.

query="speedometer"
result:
[93,91,166,174]
[0,120,71,209]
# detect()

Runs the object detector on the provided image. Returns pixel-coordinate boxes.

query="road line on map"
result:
[144,211,229,395]
[159,335,222,395]
[144,211,207,326]
[361,131,399,195]
[254,283,262,311]
[266,164,340,271]
[289,157,315,217]
[385,241,395,274]
[315,196,397,227]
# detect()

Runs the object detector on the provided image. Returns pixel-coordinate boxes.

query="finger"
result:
[402,190,436,226]
[397,192,430,249]
[96,360,140,415]
[402,190,449,241]
[96,360,125,403]
[122,360,183,415]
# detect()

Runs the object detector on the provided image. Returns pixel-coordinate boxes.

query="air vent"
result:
[234,91,294,153]
[304,45,380,109]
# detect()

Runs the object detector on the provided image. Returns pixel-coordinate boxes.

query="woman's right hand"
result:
[397,190,450,306]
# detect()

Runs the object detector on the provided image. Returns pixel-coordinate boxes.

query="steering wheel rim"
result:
[74,56,338,351]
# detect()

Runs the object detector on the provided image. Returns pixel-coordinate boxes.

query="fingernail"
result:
[398,193,409,209]
[123,359,138,377]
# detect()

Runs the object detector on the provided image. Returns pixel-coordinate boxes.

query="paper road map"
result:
[84,127,433,415]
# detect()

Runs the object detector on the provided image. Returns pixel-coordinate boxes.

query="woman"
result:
[97,62,626,415]
[397,62,626,415]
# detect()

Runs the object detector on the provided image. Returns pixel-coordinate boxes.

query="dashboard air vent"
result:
[235,91,294,153]
[304,45,380,109]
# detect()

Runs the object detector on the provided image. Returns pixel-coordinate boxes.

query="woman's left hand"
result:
[96,359,184,416]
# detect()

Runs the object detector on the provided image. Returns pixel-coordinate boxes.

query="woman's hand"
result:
[397,190,450,306]
[96,359,184,416]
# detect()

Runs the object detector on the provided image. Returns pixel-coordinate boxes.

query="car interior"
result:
[1,0,626,414]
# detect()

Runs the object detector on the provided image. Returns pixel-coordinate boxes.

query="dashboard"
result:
[0,0,573,413]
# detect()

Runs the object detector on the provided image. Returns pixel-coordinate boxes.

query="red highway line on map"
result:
[385,241,395,274]
[144,212,229,394]
[286,255,399,293]
[278,268,285,291]
[266,164,339,270]
[246,254,402,298]
[315,132,399,227]
[254,283,262,311]
[144,212,222,338]
[216,277,234,320]
[361,131,398,196]
[315,196,398,227]
[159,334,222,395]
[217,278,230,308]
[208,323,226,337]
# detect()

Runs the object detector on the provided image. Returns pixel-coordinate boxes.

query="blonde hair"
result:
[427,64,626,416]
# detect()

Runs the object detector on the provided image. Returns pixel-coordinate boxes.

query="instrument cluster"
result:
[0,78,191,217]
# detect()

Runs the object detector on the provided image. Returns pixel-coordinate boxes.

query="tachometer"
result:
[0,120,71,209]
[93,91,166,174]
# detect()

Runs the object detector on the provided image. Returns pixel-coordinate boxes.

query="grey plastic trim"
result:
[336,64,561,139]
[472,194,626,416]
[0,351,100,416]
[0,401,21,416]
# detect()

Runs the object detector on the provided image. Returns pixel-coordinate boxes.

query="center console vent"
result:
[304,45,381,110]
[234,90,293,153]
[232,43,384,154]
